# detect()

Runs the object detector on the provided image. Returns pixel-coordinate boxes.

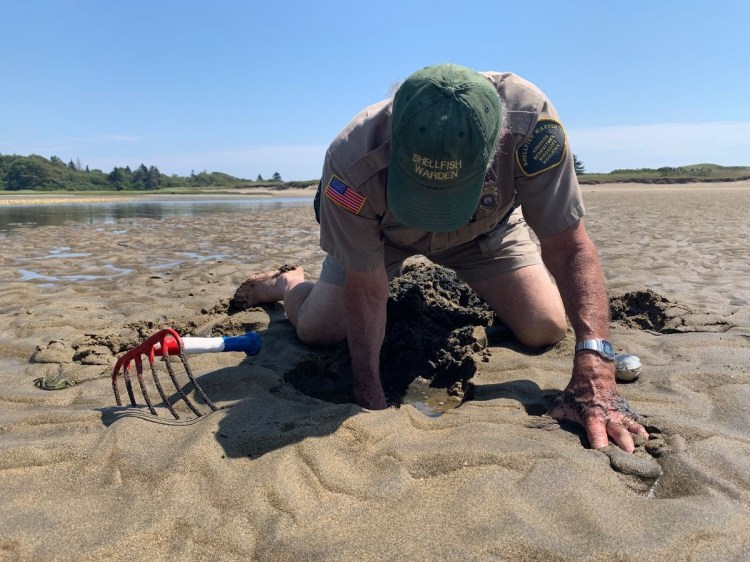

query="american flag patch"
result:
[324,175,366,215]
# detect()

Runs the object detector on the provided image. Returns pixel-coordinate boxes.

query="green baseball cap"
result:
[387,64,502,232]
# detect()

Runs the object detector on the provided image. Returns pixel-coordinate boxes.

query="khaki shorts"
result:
[320,207,542,286]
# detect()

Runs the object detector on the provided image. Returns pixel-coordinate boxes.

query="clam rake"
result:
[111,327,261,419]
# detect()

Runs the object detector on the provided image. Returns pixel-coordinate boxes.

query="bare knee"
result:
[469,264,568,348]
[289,281,347,346]
[514,314,567,348]
[295,320,346,347]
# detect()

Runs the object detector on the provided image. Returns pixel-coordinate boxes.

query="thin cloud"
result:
[36,134,143,146]
[84,144,328,180]
[101,134,142,143]
[2,134,144,158]
[568,121,750,172]
[148,145,328,180]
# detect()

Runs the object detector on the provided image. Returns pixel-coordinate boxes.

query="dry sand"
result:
[0,183,749,560]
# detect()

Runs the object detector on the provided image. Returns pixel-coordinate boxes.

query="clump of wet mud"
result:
[609,290,731,333]
[284,262,496,408]
[381,262,494,396]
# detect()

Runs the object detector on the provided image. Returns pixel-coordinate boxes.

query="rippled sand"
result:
[1,183,749,560]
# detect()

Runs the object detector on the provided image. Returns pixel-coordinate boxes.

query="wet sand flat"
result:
[0,183,749,560]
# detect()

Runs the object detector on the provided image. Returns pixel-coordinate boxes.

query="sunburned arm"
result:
[539,220,610,343]
[344,264,389,409]
[540,220,648,452]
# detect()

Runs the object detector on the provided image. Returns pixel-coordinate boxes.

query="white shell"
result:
[615,354,642,382]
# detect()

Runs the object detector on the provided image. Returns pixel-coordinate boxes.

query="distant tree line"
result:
[609,166,713,177]
[579,161,750,185]
[0,153,290,191]
[8,152,745,191]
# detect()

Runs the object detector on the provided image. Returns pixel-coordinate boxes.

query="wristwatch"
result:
[575,339,616,361]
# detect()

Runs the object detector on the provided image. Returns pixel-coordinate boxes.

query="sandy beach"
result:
[1,182,749,560]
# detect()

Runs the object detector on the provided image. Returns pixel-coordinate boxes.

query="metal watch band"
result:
[574,338,616,361]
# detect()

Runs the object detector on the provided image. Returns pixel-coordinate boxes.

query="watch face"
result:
[575,339,616,360]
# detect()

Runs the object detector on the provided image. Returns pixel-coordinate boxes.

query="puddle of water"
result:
[37,252,93,259]
[16,250,223,285]
[177,251,228,262]
[401,377,461,417]
[17,269,52,281]
[150,261,183,271]
[0,197,313,233]
[17,264,133,283]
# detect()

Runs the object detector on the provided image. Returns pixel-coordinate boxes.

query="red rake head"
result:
[111,328,218,419]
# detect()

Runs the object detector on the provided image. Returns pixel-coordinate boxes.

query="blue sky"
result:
[2,1,749,179]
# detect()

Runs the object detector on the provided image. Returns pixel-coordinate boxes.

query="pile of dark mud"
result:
[381,261,494,394]
[284,261,496,406]
[609,290,731,333]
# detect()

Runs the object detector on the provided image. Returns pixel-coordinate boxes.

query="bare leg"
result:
[468,263,568,347]
[233,267,346,346]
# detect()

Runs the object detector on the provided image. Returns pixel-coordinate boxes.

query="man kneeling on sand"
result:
[239,63,648,454]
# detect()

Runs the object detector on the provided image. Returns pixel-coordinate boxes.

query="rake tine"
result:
[146,353,180,420]
[123,362,138,407]
[162,353,202,417]
[179,347,218,412]
[157,329,217,413]
[157,330,203,417]
[112,327,255,417]
[112,355,138,408]
[134,355,158,416]
[113,364,123,406]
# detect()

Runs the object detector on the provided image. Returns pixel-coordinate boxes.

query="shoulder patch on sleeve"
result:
[515,119,567,177]
[324,174,367,215]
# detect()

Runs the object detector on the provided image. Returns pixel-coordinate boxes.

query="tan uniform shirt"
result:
[319,72,585,273]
